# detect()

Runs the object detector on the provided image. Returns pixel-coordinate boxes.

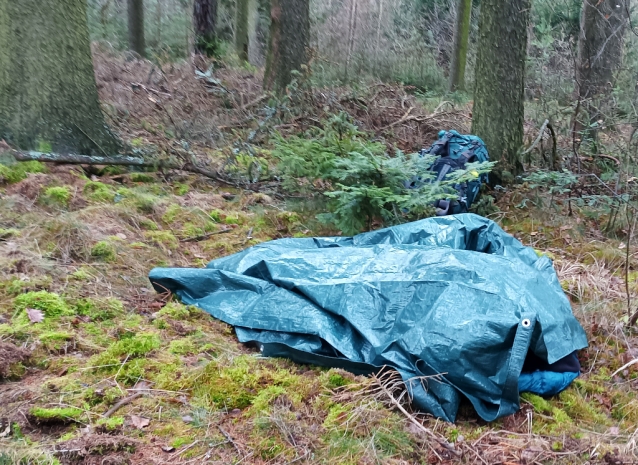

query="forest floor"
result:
[1,48,638,464]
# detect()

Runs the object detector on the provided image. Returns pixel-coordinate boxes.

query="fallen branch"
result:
[9,149,241,188]
[522,119,549,156]
[180,229,233,243]
[103,392,144,418]
[218,425,242,456]
[379,106,414,131]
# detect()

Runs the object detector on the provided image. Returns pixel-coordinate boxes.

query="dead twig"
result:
[371,372,460,457]
[180,228,232,243]
[379,106,414,131]
[103,392,144,418]
[522,119,549,156]
[218,425,242,456]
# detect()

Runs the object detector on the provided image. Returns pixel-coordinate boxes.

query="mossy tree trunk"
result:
[448,0,472,92]
[471,0,530,180]
[263,0,309,94]
[193,0,217,56]
[236,0,257,62]
[128,0,146,57]
[0,0,121,155]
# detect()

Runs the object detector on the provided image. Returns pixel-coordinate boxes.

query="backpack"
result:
[407,130,490,216]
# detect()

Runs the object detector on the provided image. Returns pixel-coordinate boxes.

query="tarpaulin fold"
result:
[149,214,587,422]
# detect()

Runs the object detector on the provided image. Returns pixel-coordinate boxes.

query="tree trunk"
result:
[577,0,627,100]
[263,0,310,94]
[448,0,472,92]
[193,0,217,56]
[235,0,257,61]
[471,0,530,179]
[0,0,120,155]
[128,0,146,57]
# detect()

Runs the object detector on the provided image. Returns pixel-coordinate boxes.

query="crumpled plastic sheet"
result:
[149,214,588,422]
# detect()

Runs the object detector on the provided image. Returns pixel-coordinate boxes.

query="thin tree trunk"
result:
[236,0,250,61]
[193,0,217,55]
[471,0,530,180]
[576,0,628,146]
[577,0,627,100]
[449,0,472,92]
[128,0,146,57]
[345,0,358,80]
[263,0,310,94]
[374,0,384,76]
[0,0,120,155]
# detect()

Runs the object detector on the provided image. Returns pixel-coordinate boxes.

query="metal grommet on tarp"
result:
[522,318,531,328]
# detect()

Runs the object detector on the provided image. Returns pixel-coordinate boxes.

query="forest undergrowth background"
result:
[4,0,638,462]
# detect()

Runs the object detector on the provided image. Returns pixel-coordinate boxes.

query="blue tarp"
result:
[149,214,587,422]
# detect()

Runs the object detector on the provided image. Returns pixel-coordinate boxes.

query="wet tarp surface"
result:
[149,214,587,422]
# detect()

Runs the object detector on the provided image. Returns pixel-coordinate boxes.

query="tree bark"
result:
[448,0,472,92]
[235,0,257,61]
[263,0,310,93]
[471,0,530,179]
[193,0,217,56]
[577,0,627,100]
[0,0,121,155]
[128,0,146,57]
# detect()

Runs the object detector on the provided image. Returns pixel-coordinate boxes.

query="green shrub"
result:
[273,113,494,234]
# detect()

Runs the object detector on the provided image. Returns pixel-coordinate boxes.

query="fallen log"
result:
[8,149,239,187]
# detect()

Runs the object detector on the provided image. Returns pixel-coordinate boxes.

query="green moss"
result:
[251,386,287,413]
[0,227,20,239]
[84,181,114,202]
[144,230,178,250]
[95,416,124,431]
[0,161,46,184]
[91,241,117,262]
[14,291,72,318]
[117,188,158,213]
[36,140,53,153]
[42,186,71,207]
[157,302,192,319]
[209,209,223,222]
[174,183,190,195]
[131,137,144,147]
[74,298,124,321]
[171,437,192,448]
[168,338,196,355]
[96,332,161,360]
[139,218,158,230]
[39,331,73,351]
[30,406,83,423]
[130,172,155,182]
[162,204,183,224]
[559,389,608,425]
[70,268,91,280]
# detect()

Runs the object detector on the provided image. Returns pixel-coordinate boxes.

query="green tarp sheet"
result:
[149,214,587,422]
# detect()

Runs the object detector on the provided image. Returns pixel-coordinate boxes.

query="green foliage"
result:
[273,113,493,234]
[91,241,117,262]
[42,186,71,207]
